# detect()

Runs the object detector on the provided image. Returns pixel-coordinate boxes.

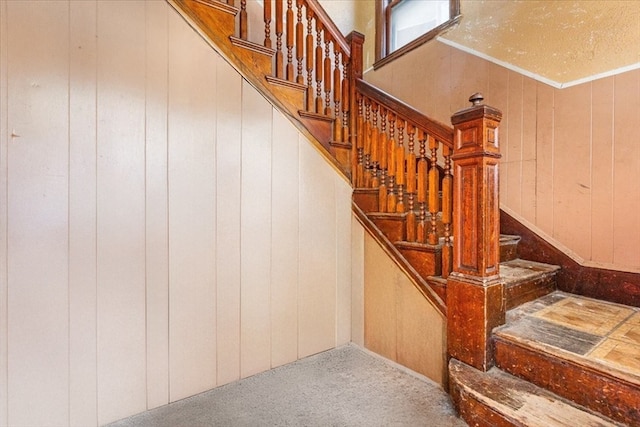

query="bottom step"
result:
[449,359,622,427]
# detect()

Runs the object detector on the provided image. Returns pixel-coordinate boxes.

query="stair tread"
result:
[496,291,640,385]
[500,258,560,287]
[450,359,623,427]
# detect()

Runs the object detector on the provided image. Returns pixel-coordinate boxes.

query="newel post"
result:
[346,31,364,185]
[447,93,503,371]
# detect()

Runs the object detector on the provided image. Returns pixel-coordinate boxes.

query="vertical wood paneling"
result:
[613,70,640,267]
[553,83,592,260]
[7,2,70,425]
[215,59,243,386]
[486,62,510,210]
[240,81,272,377]
[364,234,397,361]
[168,12,217,401]
[336,179,352,346]
[521,76,537,223]
[350,217,365,347]
[270,110,299,368]
[69,2,97,425]
[0,1,8,424]
[535,83,555,233]
[96,2,147,424]
[298,140,337,358]
[591,77,615,264]
[298,141,337,356]
[506,72,523,213]
[145,0,170,410]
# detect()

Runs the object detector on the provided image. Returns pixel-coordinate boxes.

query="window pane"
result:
[390,0,450,52]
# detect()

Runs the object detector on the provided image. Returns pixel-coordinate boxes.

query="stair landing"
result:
[497,291,640,380]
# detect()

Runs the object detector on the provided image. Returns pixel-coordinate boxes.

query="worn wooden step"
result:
[450,358,623,427]
[500,234,521,262]
[501,259,559,309]
[494,291,640,426]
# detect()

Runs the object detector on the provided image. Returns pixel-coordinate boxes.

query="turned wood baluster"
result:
[416,131,428,243]
[396,119,406,213]
[275,0,284,78]
[315,22,324,113]
[387,113,397,212]
[378,108,388,212]
[363,99,372,188]
[333,50,342,141]
[295,0,304,84]
[406,124,417,241]
[341,58,349,143]
[286,0,294,81]
[240,0,248,39]
[305,9,315,111]
[264,0,272,48]
[356,94,364,187]
[427,136,440,246]
[442,145,453,278]
[324,36,332,115]
[370,102,380,188]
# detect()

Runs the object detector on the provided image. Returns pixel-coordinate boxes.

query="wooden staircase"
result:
[167,1,640,425]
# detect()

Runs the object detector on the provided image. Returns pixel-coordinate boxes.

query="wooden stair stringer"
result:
[352,201,446,316]
[167,0,350,180]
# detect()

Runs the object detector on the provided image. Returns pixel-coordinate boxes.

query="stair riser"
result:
[397,246,442,277]
[505,275,556,310]
[494,337,640,426]
[371,217,406,242]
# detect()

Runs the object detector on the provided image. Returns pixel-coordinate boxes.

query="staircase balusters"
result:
[315,23,324,113]
[264,0,272,48]
[324,36,332,115]
[396,119,406,213]
[406,124,417,241]
[286,0,294,81]
[275,0,284,78]
[341,57,349,143]
[378,107,388,212]
[356,94,364,187]
[363,99,372,188]
[333,50,342,141]
[240,0,248,39]
[442,145,453,277]
[427,136,440,246]
[387,113,397,212]
[305,9,314,110]
[370,102,380,188]
[416,131,428,243]
[295,0,304,84]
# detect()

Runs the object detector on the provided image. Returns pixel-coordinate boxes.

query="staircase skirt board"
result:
[494,292,640,426]
[450,359,623,427]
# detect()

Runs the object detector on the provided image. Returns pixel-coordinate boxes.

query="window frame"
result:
[374,0,461,70]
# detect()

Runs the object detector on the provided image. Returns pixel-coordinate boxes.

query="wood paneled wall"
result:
[365,40,640,273]
[0,1,356,425]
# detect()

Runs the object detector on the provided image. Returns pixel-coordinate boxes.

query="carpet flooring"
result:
[107,344,467,427]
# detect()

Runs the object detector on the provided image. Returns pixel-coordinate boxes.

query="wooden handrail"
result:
[356,79,453,147]
[305,0,350,57]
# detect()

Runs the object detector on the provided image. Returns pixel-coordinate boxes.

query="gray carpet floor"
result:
[107,344,467,427]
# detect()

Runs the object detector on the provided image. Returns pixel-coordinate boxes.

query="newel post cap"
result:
[451,92,502,125]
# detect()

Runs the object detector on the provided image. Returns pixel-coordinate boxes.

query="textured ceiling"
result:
[440,0,640,87]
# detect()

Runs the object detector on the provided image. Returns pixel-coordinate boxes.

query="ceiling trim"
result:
[438,36,640,89]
